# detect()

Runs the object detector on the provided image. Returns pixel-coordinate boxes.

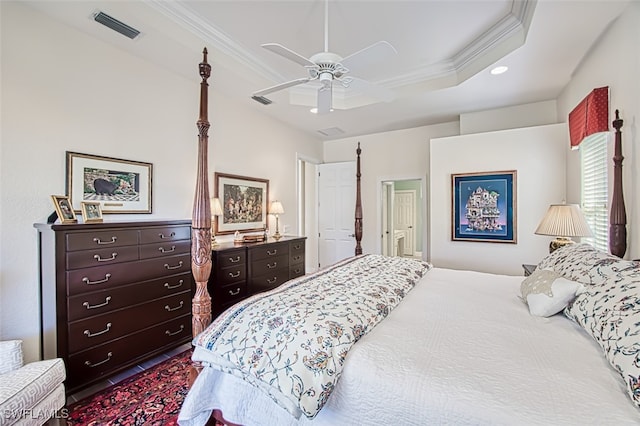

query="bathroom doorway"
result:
[380,178,425,259]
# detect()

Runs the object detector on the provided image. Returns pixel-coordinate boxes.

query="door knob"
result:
[349,234,355,237]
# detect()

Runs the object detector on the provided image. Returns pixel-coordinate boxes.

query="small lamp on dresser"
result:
[211,197,223,245]
[535,203,592,253]
[269,201,284,240]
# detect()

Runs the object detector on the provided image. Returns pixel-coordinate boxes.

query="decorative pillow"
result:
[0,340,23,374]
[562,248,640,409]
[537,243,640,286]
[520,269,583,317]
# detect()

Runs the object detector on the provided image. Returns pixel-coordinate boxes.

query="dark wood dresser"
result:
[34,220,193,393]
[210,236,306,317]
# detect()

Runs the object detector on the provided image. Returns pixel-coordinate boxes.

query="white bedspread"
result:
[179,267,640,425]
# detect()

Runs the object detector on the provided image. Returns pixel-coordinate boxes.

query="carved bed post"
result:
[355,142,363,255]
[191,48,212,337]
[609,110,626,258]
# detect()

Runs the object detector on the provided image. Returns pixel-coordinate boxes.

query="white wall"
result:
[323,122,460,257]
[557,1,640,259]
[461,100,558,135]
[0,2,322,362]
[430,124,567,275]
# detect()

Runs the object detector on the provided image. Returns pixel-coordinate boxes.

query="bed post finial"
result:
[609,109,626,258]
[355,142,363,256]
[191,48,212,339]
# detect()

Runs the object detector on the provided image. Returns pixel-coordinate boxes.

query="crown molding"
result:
[147,0,536,100]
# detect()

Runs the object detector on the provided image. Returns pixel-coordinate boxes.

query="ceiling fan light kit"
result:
[252,0,396,114]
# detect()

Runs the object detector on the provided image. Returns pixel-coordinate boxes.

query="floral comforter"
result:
[194,254,431,419]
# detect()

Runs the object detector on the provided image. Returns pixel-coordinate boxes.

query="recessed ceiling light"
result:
[491,66,509,75]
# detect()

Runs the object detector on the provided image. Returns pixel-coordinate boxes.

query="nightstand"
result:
[522,264,537,277]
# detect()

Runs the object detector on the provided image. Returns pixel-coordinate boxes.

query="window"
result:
[580,132,608,252]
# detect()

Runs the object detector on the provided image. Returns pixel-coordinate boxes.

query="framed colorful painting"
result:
[214,172,269,235]
[451,170,517,243]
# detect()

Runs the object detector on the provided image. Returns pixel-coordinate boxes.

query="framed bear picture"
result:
[66,151,153,214]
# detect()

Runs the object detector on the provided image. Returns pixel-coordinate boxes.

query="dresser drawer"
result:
[249,242,288,261]
[289,263,305,279]
[139,225,191,244]
[66,253,191,296]
[66,314,191,388]
[68,291,192,353]
[67,273,192,321]
[66,230,138,252]
[249,269,290,294]
[251,254,288,277]
[66,245,139,270]
[139,240,191,259]
[290,239,305,254]
[215,248,246,268]
[289,251,304,265]
[214,282,248,306]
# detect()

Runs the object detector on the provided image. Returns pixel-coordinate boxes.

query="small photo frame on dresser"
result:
[50,195,77,224]
[81,201,103,223]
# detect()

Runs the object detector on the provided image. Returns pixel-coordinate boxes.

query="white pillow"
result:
[0,340,23,374]
[520,269,583,317]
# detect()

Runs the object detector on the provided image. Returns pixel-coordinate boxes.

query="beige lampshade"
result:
[535,204,593,238]
[210,197,223,216]
[269,201,284,215]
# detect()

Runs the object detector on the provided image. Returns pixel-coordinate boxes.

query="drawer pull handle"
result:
[267,249,277,256]
[294,245,301,250]
[164,280,184,290]
[83,296,112,310]
[267,262,277,269]
[85,352,113,368]
[84,322,112,338]
[229,287,241,296]
[293,256,301,261]
[165,325,185,336]
[159,245,176,253]
[94,253,117,262]
[164,261,184,270]
[93,236,117,245]
[159,232,176,239]
[165,301,184,312]
[228,271,241,278]
[267,277,277,284]
[82,273,112,285]
[294,269,302,274]
[229,256,241,263]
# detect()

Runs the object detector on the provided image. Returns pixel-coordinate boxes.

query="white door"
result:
[394,190,416,256]
[318,161,356,268]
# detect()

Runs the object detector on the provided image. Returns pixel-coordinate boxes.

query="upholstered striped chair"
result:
[0,340,66,426]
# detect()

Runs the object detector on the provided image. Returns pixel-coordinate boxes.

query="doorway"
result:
[380,178,425,259]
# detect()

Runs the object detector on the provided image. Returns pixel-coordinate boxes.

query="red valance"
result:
[568,86,609,148]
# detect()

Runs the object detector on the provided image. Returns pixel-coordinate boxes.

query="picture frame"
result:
[66,151,152,214]
[50,195,77,224]
[452,170,517,243]
[81,201,103,223]
[215,172,269,235]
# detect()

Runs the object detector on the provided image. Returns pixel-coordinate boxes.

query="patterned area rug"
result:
[67,349,194,425]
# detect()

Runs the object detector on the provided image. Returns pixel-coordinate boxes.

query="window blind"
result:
[580,132,608,252]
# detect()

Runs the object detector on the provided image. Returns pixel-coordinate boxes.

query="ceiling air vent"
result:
[93,11,140,40]
[251,95,273,105]
[317,127,345,137]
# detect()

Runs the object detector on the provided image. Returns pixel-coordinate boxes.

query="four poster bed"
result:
[181,51,639,425]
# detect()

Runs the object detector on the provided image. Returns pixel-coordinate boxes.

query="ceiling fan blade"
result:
[340,41,397,77]
[317,86,332,114]
[253,77,311,97]
[344,77,395,103]
[262,43,317,68]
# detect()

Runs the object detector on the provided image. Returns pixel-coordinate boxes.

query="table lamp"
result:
[211,197,223,245]
[269,201,284,240]
[534,203,592,253]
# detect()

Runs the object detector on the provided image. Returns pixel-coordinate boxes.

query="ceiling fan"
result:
[252,0,397,114]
